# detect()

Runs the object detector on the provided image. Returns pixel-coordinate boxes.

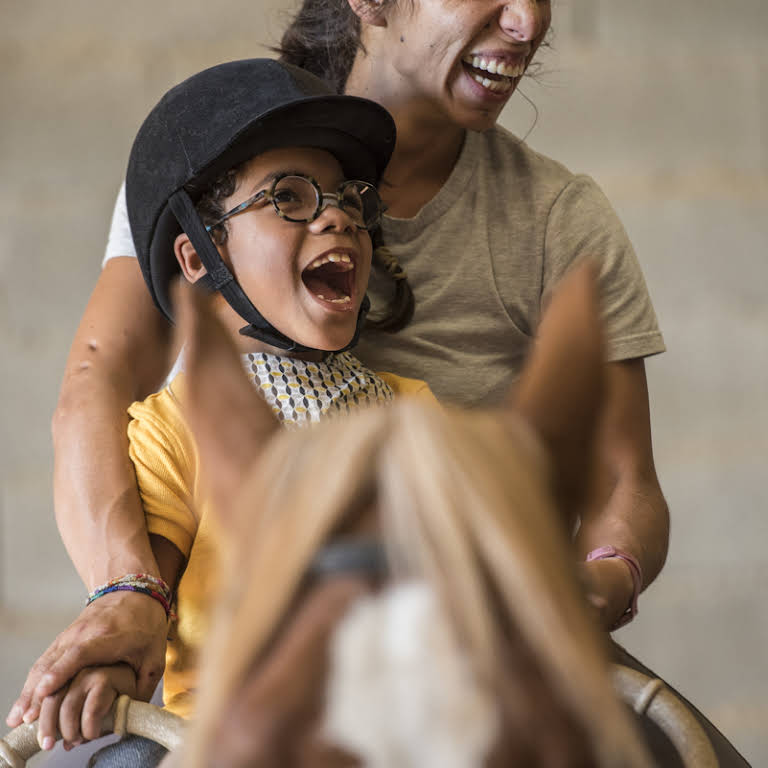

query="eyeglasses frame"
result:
[204,173,384,233]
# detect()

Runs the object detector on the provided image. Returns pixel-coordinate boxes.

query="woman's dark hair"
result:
[275,0,364,95]
[368,233,415,333]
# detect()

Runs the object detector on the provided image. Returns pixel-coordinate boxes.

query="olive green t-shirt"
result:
[355,126,665,407]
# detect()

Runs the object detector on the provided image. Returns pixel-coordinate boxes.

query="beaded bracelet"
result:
[87,573,176,620]
[585,546,643,631]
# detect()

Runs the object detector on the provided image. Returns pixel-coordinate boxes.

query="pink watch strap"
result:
[586,546,643,630]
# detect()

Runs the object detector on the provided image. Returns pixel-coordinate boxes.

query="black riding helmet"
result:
[126,58,396,353]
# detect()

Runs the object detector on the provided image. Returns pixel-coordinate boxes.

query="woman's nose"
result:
[499,0,548,43]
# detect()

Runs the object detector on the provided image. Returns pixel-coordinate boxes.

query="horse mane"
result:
[183,400,651,767]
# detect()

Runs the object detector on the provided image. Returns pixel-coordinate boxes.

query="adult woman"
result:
[8,0,697,758]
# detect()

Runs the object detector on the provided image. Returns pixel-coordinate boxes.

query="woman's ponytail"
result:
[367,236,415,333]
[276,0,362,93]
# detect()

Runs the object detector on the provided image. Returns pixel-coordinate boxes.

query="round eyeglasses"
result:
[205,173,384,233]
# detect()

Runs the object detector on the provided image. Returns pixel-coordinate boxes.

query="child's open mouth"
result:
[302,251,356,307]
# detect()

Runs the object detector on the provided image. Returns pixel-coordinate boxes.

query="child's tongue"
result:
[304,275,346,300]
[302,262,351,302]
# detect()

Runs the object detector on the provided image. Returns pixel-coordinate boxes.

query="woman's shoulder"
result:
[474,125,577,189]
[470,127,618,221]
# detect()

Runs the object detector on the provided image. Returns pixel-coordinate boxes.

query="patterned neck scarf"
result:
[242,351,394,427]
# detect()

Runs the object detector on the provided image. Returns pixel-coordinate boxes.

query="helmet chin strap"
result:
[169,189,369,354]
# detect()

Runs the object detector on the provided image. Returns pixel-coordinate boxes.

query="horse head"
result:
[164,263,651,768]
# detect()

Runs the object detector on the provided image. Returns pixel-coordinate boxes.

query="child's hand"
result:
[36,663,137,751]
[6,590,167,728]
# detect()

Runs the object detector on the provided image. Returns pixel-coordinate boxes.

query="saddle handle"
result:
[0,695,184,768]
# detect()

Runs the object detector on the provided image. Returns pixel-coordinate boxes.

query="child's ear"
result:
[347,0,388,27]
[172,280,280,525]
[507,260,605,521]
[174,233,208,284]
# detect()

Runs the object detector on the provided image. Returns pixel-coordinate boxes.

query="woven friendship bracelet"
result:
[87,573,176,620]
[586,546,643,630]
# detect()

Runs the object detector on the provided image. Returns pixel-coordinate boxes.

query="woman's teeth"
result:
[464,54,525,78]
[462,55,525,93]
[471,73,513,93]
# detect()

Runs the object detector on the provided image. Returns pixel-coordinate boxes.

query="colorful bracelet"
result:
[87,573,176,620]
[585,546,643,630]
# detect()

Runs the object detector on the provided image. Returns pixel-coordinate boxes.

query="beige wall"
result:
[2,1,767,763]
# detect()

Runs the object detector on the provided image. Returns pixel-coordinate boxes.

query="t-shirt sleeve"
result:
[378,372,439,404]
[544,175,665,361]
[127,383,199,559]
[103,181,137,265]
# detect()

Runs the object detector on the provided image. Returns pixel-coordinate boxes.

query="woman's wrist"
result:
[87,573,175,619]
[85,550,161,592]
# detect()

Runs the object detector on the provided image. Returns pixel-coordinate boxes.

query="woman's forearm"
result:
[54,379,160,588]
[575,359,669,628]
[576,470,669,588]
[52,257,173,589]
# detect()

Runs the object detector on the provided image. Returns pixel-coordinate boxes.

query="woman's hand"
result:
[6,591,167,729]
[580,557,635,631]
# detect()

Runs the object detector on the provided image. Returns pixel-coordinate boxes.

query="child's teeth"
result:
[306,252,355,270]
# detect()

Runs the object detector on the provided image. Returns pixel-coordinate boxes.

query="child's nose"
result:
[310,196,358,233]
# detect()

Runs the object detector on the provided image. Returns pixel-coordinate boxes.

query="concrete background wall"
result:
[1,0,766,763]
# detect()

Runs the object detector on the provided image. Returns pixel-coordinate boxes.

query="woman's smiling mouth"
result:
[461,54,526,94]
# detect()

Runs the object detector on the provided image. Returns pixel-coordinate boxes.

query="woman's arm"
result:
[7,257,175,727]
[53,257,172,586]
[576,358,670,631]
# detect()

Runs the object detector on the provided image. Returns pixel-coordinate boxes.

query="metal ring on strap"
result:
[612,664,719,768]
[0,697,185,768]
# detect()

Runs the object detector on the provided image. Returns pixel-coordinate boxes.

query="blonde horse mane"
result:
[183,399,651,767]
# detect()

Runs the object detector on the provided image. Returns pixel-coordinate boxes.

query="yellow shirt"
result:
[128,360,434,717]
